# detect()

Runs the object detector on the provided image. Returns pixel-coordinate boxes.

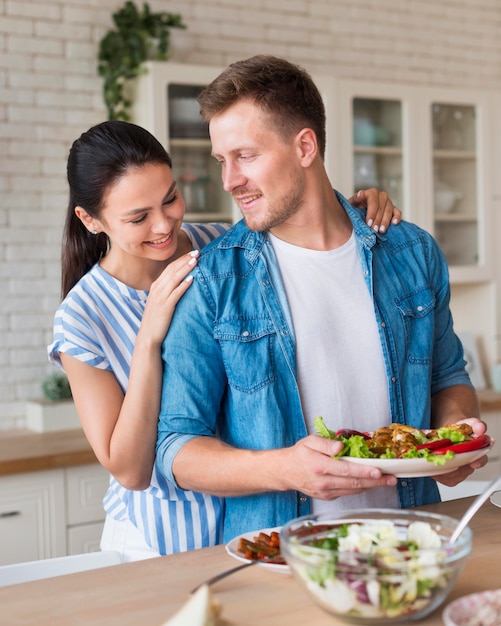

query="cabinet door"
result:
[65,464,109,526]
[419,88,493,284]
[131,61,237,224]
[0,469,66,565]
[333,79,419,223]
[334,79,492,285]
[67,522,104,555]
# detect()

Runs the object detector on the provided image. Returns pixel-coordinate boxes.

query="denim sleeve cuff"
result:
[156,433,197,486]
[431,372,474,397]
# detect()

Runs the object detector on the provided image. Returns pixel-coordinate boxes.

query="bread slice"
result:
[162,584,224,626]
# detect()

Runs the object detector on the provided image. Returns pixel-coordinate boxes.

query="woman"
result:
[48,120,400,562]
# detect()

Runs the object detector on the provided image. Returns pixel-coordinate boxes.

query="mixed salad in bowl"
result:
[280,509,472,623]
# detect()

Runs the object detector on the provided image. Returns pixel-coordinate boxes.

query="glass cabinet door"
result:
[168,83,213,216]
[352,97,404,210]
[431,102,479,268]
[332,80,414,220]
[131,62,235,223]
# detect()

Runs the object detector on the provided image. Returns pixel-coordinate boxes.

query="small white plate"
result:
[490,490,501,508]
[225,527,289,573]
[443,588,501,626]
[340,443,493,478]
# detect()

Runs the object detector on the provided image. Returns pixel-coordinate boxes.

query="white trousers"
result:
[100,515,160,563]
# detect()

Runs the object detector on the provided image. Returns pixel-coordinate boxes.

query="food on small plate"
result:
[443,588,501,626]
[236,530,285,564]
[314,417,492,467]
[162,584,225,626]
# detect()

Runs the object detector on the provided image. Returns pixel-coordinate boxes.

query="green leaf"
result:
[97,1,186,120]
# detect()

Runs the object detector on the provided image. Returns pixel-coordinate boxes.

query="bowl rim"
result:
[280,508,472,556]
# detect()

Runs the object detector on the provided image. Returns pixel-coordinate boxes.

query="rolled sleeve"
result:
[156,433,198,486]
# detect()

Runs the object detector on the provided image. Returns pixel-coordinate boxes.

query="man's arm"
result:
[168,433,397,500]
[430,384,481,430]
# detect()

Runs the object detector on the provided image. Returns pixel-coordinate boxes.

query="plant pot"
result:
[25,399,81,433]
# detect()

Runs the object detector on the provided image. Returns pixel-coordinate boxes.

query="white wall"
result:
[1,0,501,429]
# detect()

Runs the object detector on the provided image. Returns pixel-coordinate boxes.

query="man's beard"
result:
[241,174,304,232]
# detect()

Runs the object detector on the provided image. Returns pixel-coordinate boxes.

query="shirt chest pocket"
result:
[394,288,435,364]
[214,317,277,393]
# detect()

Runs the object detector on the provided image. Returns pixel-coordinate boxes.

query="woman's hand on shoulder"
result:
[349,188,402,233]
[142,250,200,345]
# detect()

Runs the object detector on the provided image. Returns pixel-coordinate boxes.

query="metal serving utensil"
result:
[190,555,282,594]
[448,474,501,544]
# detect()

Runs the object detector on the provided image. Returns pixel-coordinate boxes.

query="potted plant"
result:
[98,1,186,121]
[25,373,81,432]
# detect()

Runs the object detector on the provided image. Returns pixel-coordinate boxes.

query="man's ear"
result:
[74,206,100,234]
[295,128,318,167]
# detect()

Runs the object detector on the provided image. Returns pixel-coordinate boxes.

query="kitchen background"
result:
[1,0,501,430]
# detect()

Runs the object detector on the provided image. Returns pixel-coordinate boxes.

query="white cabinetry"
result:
[0,464,108,566]
[130,62,237,224]
[0,469,66,565]
[66,464,109,555]
[333,79,494,285]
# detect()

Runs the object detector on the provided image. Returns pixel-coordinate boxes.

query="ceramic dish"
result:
[225,527,289,573]
[442,588,501,626]
[490,490,501,508]
[340,443,493,478]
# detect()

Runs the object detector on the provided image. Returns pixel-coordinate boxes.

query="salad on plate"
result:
[314,417,492,466]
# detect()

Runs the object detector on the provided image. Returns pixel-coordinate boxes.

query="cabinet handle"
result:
[0,511,20,518]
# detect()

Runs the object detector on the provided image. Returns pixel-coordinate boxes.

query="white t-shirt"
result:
[270,231,399,512]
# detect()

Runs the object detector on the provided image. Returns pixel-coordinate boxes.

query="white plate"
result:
[490,490,501,508]
[340,443,493,478]
[225,527,289,573]
[443,588,501,626]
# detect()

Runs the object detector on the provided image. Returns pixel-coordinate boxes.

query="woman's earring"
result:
[92,230,97,235]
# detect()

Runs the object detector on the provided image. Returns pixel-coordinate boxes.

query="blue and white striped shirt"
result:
[48,222,230,554]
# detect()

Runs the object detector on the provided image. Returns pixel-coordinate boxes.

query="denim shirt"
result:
[156,191,472,543]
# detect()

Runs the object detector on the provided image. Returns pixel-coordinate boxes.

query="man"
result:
[156,55,486,542]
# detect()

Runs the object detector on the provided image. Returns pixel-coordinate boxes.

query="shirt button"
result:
[299,495,307,503]
[417,305,423,312]
[242,331,249,337]
[281,329,289,336]
[381,322,386,328]
[391,376,396,383]
[400,480,408,487]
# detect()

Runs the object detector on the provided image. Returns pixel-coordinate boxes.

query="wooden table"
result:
[2,497,500,626]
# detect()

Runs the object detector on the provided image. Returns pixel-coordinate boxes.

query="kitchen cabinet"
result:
[130,62,237,224]
[333,79,493,285]
[65,464,109,555]
[0,464,108,565]
[0,469,66,565]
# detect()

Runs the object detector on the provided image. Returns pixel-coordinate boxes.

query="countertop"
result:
[0,496,499,625]
[0,428,96,476]
[0,388,499,477]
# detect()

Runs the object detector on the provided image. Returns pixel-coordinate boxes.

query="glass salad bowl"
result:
[280,509,472,624]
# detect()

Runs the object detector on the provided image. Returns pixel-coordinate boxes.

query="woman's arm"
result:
[61,249,199,490]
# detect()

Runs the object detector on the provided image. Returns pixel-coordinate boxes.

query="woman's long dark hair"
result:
[62,120,172,298]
